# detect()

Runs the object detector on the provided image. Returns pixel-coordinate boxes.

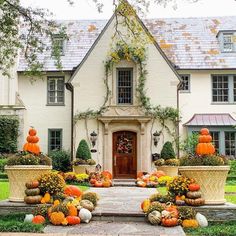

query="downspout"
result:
[65,81,74,162]
[177,77,182,159]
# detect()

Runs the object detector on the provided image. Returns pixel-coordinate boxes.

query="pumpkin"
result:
[182,219,199,228]
[23,142,40,155]
[186,191,201,199]
[141,199,151,213]
[68,204,78,216]
[148,210,161,225]
[25,181,39,189]
[61,218,68,226]
[44,193,51,202]
[196,143,215,155]
[196,213,208,227]
[66,216,81,225]
[29,127,37,136]
[80,200,94,212]
[50,212,65,225]
[94,181,103,187]
[200,128,209,135]
[101,171,112,179]
[137,171,144,178]
[175,200,185,206]
[24,214,34,223]
[79,208,92,223]
[27,135,39,143]
[165,205,178,218]
[198,135,212,143]
[185,198,205,206]
[188,184,200,192]
[162,217,178,227]
[90,179,96,185]
[102,180,111,187]
[24,195,42,204]
[137,181,146,187]
[53,200,60,206]
[25,188,40,196]
[155,170,166,178]
[32,215,45,224]
[64,185,82,197]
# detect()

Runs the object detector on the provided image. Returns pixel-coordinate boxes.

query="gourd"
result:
[102,180,111,187]
[80,200,94,212]
[186,191,202,199]
[25,188,40,196]
[24,195,42,204]
[50,212,65,225]
[148,210,161,225]
[23,127,40,155]
[141,199,151,213]
[196,213,208,227]
[25,181,39,189]
[161,217,178,227]
[182,219,199,228]
[188,184,200,192]
[66,216,81,225]
[79,208,92,223]
[32,215,46,224]
[175,200,185,206]
[196,128,215,155]
[185,198,205,206]
[165,205,178,218]
[64,185,82,197]
[24,214,34,223]
[101,171,112,179]
[136,181,146,187]
[94,181,103,187]
[41,192,51,204]
[68,204,78,216]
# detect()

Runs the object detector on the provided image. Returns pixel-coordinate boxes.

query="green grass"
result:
[225,195,236,204]
[225,185,236,192]
[184,221,236,236]
[0,213,44,233]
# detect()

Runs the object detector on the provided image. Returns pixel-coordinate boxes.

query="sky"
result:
[20,0,236,20]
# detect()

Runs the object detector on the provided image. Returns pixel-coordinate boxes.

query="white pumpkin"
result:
[196,213,208,227]
[148,210,161,225]
[24,214,34,223]
[79,208,92,223]
[161,210,171,218]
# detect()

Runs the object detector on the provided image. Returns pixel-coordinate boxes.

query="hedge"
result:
[0,116,19,153]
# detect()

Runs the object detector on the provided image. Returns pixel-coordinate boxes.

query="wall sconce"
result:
[90,131,97,147]
[153,131,161,147]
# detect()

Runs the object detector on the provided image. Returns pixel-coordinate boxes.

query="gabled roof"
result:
[184,113,236,126]
[18,16,236,72]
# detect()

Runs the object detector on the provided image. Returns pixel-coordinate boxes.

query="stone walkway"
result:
[44,186,186,236]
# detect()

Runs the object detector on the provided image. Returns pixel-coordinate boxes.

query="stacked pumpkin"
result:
[196,128,215,155]
[136,171,165,188]
[89,171,112,187]
[23,127,41,155]
[185,183,205,206]
[24,180,42,204]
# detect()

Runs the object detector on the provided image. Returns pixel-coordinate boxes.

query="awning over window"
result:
[184,114,236,126]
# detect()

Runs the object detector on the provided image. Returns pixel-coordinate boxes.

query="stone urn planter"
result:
[157,166,179,177]
[5,165,52,202]
[179,166,230,205]
[74,165,96,174]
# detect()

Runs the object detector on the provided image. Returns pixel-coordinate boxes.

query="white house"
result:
[1,14,236,177]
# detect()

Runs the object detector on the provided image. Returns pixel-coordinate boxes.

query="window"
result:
[180,75,190,92]
[117,68,133,104]
[222,33,234,52]
[234,76,236,102]
[47,77,64,105]
[225,132,236,157]
[52,35,64,55]
[212,75,229,102]
[48,129,62,153]
[210,131,219,153]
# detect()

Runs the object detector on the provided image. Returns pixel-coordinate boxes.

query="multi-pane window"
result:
[52,35,64,55]
[210,132,219,153]
[212,75,229,102]
[47,77,64,104]
[223,33,234,52]
[117,69,133,104]
[234,76,236,102]
[180,75,190,92]
[225,132,236,157]
[48,129,62,153]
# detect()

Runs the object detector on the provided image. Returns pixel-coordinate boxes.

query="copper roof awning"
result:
[184,114,236,126]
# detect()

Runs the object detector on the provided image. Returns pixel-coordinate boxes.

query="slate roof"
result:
[184,114,236,126]
[18,16,236,72]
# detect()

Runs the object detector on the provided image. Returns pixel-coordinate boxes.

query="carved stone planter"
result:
[5,165,52,202]
[74,165,96,174]
[179,166,230,205]
[157,166,179,177]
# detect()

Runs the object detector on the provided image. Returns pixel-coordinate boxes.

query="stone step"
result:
[113,179,136,182]
[113,179,136,187]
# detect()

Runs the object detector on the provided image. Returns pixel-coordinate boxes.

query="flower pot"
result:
[179,166,230,205]
[157,166,179,177]
[73,165,96,174]
[5,165,52,202]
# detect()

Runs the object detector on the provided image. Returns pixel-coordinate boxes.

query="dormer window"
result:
[223,33,233,52]
[52,34,65,56]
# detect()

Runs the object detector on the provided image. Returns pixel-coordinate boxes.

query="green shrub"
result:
[0,116,19,153]
[0,159,7,172]
[180,133,199,156]
[49,149,71,172]
[160,141,175,160]
[76,139,91,161]
[229,160,236,176]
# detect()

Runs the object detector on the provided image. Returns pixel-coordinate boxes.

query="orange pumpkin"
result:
[137,171,144,178]
[29,127,37,136]
[101,171,112,179]
[27,136,39,143]
[196,143,215,155]
[188,183,200,192]
[50,212,65,225]
[25,180,39,189]
[90,179,96,185]
[200,128,209,135]
[165,205,178,218]
[68,204,78,216]
[162,217,178,227]
[64,185,82,197]
[94,181,103,187]
[155,170,166,178]
[198,135,212,143]
[102,180,111,187]
[66,216,81,225]
[32,215,45,224]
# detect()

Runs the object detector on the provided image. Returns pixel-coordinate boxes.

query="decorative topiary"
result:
[160,141,175,160]
[76,140,91,161]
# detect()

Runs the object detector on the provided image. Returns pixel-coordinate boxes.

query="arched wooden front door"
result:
[112,131,137,179]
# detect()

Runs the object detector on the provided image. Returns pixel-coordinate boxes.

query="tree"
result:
[0,0,198,77]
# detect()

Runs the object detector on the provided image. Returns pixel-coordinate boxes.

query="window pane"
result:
[180,75,190,91]
[234,76,236,102]
[210,132,219,153]
[47,77,64,104]
[212,75,229,102]
[225,132,236,157]
[49,130,62,152]
[57,79,64,91]
[223,34,233,52]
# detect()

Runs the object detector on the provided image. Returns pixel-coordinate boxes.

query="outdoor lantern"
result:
[90,131,97,147]
[153,131,161,147]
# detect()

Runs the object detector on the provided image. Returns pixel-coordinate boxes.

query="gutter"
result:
[65,81,74,162]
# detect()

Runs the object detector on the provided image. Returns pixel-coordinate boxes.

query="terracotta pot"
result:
[179,166,230,205]
[73,165,96,174]
[5,165,52,202]
[157,166,179,177]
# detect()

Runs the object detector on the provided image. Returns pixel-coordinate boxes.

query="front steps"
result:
[113,179,136,187]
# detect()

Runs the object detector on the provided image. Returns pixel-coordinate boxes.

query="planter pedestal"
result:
[179,166,230,205]
[5,165,52,202]
[157,166,179,177]
[74,165,96,174]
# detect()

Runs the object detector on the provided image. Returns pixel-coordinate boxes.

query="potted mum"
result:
[179,128,230,205]
[154,141,179,177]
[5,127,52,202]
[72,139,96,174]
